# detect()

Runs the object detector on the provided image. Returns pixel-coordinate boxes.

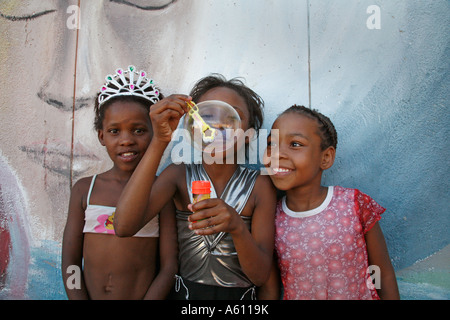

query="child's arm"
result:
[114,95,189,237]
[365,221,400,300]
[189,175,277,286]
[257,254,281,300]
[61,178,90,299]
[143,201,178,300]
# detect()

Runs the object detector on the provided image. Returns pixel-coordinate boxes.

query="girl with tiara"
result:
[62,66,178,299]
[113,74,277,300]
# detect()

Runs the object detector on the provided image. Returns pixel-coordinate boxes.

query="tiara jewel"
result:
[98,65,161,106]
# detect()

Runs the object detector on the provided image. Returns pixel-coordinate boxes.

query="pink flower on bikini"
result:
[94,212,115,234]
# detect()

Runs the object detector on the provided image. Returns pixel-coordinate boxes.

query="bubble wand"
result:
[186,100,216,143]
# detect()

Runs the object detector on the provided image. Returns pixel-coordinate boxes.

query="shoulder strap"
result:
[86,175,97,206]
[219,166,259,215]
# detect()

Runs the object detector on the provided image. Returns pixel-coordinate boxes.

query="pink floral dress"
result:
[275,186,385,300]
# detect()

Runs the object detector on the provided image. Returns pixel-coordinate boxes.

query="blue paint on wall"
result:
[396,245,450,299]
[26,241,65,300]
[0,240,66,300]
[314,0,450,270]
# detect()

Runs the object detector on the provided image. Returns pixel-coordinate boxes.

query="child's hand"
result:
[150,94,190,143]
[187,199,244,236]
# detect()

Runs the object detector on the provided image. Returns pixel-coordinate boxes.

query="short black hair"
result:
[280,105,338,150]
[189,74,264,132]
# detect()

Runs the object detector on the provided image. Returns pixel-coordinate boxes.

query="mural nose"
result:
[37,1,115,113]
[35,17,87,113]
[37,70,92,113]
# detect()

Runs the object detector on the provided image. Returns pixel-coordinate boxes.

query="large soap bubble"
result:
[183,100,241,153]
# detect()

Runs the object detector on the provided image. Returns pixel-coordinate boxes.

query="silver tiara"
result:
[98,65,161,106]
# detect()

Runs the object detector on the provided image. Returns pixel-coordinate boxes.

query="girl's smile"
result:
[118,151,139,162]
[271,167,294,176]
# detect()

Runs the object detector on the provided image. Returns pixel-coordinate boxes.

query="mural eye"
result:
[0,2,56,21]
[109,0,177,11]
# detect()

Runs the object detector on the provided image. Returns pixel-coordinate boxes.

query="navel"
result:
[104,273,114,294]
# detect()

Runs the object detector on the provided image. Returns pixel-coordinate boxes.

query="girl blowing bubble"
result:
[114,74,276,300]
[262,105,399,300]
[62,66,178,299]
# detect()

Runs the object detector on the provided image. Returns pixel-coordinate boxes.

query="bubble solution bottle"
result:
[192,180,211,204]
[191,181,211,223]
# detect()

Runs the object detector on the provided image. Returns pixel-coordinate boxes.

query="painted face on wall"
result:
[0,0,189,243]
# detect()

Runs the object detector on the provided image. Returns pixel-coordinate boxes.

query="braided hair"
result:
[280,105,338,151]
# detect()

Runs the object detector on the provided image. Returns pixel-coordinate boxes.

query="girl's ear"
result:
[98,130,106,146]
[320,146,336,170]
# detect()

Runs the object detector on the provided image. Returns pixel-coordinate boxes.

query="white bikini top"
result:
[83,175,159,237]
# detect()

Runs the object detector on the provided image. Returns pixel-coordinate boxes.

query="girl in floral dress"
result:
[262,105,399,300]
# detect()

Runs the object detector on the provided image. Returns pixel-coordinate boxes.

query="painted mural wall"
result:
[0,0,448,299]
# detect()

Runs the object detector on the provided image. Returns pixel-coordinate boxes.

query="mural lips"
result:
[19,140,100,178]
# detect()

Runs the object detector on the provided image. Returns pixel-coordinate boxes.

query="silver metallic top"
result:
[176,164,259,287]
